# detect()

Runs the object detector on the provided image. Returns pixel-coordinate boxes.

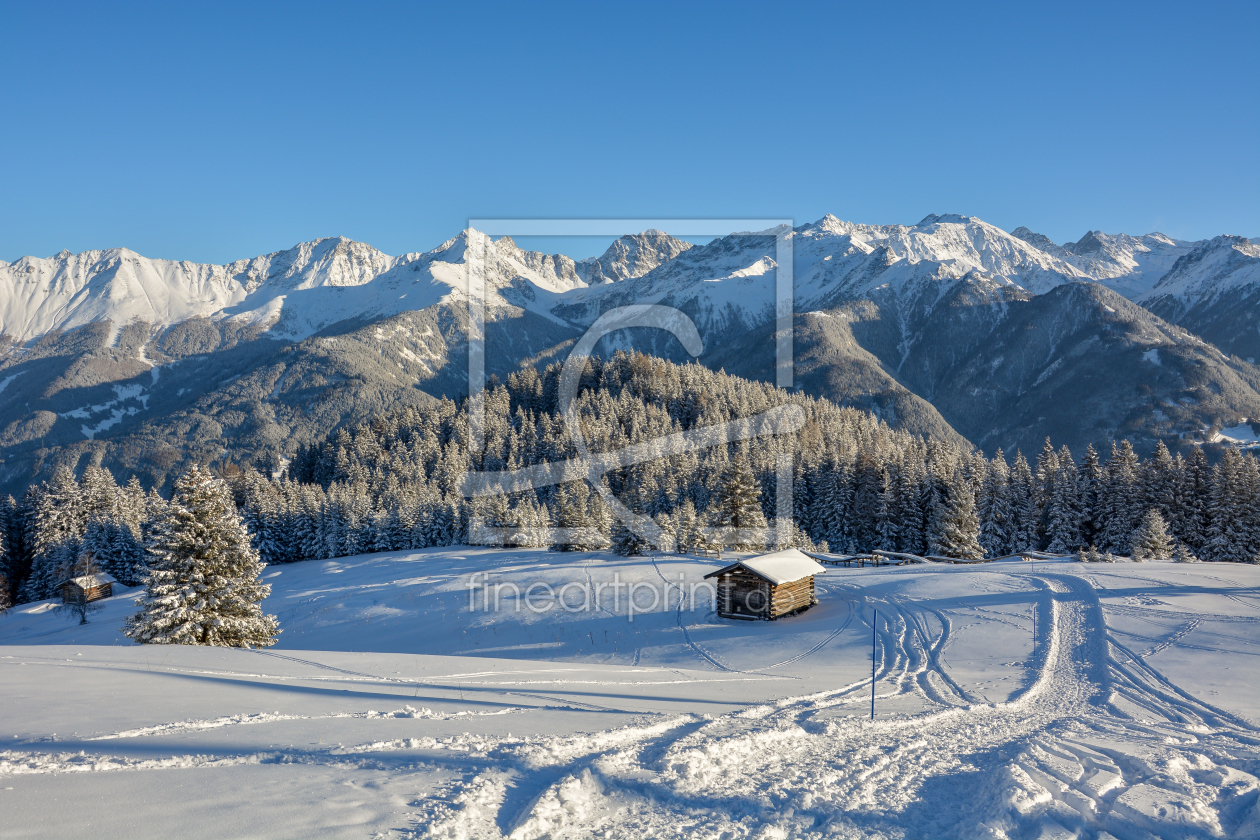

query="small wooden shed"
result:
[704,548,826,620]
[61,572,116,604]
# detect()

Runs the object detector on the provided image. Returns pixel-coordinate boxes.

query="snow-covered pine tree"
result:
[343,484,374,555]
[850,452,884,552]
[1034,438,1058,538]
[713,452,767,550]
[585,484,613,551]
[1101,441,1142,555]
[895,459,927,555]
[0,525,9,611]
[125,465,279,647]
[1179,447,1212,553]
[978,450,1012,557]
[928,466,984,560]
[1143,441,1179,526]
[1008,452,1039,552]
[551,482,594,551]
[20,467,84,602]
[369,505,395,553]
[1131,508,1174,563]
[82,518,145,586]
[821,461,856,552]
[875,468,898,552]
[1045,449,1082,553]
[0,496,21,591]
[611,480,652,556]
[118,477,148,535]
[0,508,7,585]
[79,465,119,523]
[1077,445,1104,549]
[610,517,649,556]
[1204,449,1255,563]
[322,488,351,555]
[295,484,327,561]
[1172,541,1200,563]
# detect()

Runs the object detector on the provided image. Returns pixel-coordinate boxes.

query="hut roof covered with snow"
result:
[704,548,827,585]
[704,549,826,620]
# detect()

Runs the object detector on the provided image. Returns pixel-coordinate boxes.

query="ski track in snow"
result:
[4,560,1259,839]
[406,569,1260,840]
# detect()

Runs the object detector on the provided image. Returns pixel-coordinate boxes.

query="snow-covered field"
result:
[2,548,1259,839]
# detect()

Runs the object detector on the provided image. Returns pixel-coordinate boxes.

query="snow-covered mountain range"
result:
[2,214,1258,494]
[3,214,1254,349]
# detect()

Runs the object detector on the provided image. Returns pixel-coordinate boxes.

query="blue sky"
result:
[1,1,1256,263]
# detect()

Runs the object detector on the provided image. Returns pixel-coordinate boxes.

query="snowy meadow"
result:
[2,547,1259,839]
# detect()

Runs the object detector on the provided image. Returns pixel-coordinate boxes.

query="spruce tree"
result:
[82,518,144,587]
[1131,508,1174,563]
[552,482,598,551]
[611,480,653,556]
[0,496,21,594]
[1171,541,1200,563]
[21,467,85,601]
[1101,441,1141,555]
[1205,449,1254,563]
[611,517,649,556]
[1180,448,1212,552]
[850,453,883,551]
[1077,445,1104,548]
[979,450,1012,557]
[928,467,984,560]
[713,452,767,549]
[79,465,119,523]
[585,486,613,551]
[1009,453,1040,552]
[126,465,279,647]
[1045,450,1082,553]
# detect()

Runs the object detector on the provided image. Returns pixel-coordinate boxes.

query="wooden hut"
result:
[60,572,116,605]
[704,548,826,620]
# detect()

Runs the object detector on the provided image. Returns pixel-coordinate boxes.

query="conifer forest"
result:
[2,352,1256,610]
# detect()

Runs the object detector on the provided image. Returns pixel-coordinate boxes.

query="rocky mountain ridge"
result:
[2,214,1258,495]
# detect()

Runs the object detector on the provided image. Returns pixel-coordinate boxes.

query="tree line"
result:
[2,351,1258,607]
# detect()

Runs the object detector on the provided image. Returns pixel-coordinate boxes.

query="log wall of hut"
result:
[768,575,816,619]
[716,570,818,620]
[61,582,112,604]
[716,569,772,620]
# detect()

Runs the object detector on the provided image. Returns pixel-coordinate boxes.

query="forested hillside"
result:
[3,353,1256,606]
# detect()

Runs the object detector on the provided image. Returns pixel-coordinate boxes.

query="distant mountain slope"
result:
[4,214,1260,495]
[1011,227,1193,299]
[0,230,692,345]
[1139,236,1260,362]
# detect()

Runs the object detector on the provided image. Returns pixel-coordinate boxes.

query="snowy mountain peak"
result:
[916,213,974,227]
[1010,227,1058,251]
[1142,234,1260,302]
[577,229,693,285]
[232,236,396,293]
[1044,230,1195,298]
[1068,230,1109,255]
[1,217,1254,352]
